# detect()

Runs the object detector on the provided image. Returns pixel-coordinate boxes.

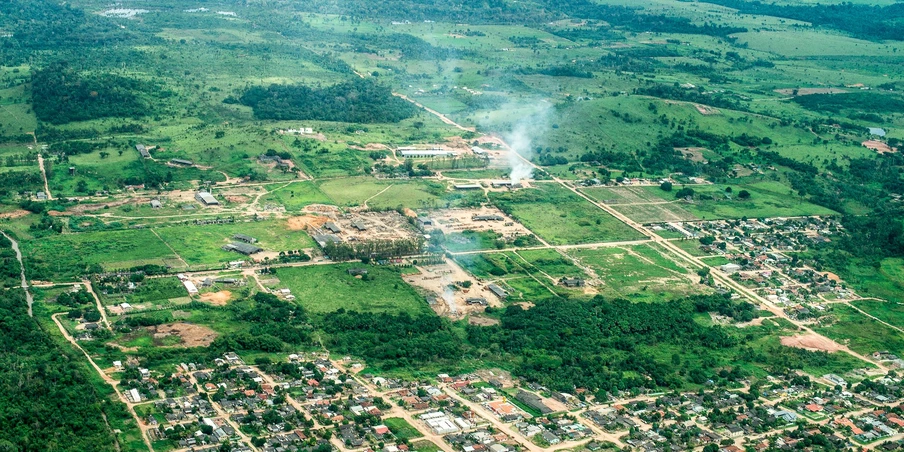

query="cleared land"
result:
[569,244,705,302]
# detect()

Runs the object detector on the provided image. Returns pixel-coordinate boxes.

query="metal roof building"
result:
[222,242,263,255]
[195,191,219,205]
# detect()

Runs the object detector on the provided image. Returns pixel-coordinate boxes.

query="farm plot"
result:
[451,250,587,302]
[490,184,643,245]
[271,264,431,315]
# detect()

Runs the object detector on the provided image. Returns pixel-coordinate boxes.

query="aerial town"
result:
[2,1,904,452]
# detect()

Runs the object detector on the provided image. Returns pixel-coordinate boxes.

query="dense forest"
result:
[237,78,417,123]
[792,92,904,115]
[0,290,117,451]
[703,0,904,41]
[31,62,161,124]
[0,0,148,64]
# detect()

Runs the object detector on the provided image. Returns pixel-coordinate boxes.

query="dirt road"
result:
[51,313,155,452]
[1,231,33,317]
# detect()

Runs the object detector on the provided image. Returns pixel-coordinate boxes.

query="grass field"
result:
[815,304,904,356]
[514,249,588,280]
[641,181,837,220]
[258,181,334,213]
[851,300,904,329]
[272,264,431,314]
[834,258,904,303]
[411,441,442,452]
[383,417,424,439]
[23,229,177,280]
[442,230,505,252]
[153,219,316,266]
[490,184,644,245]
[569,244,705,302]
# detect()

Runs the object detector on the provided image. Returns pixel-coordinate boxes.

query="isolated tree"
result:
[738,190,751,199]
[660,181,673,192]
[675,187,695,199]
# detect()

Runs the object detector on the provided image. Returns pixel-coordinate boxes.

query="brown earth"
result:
[694,104,720,115]
[675,147,707,162]
[774,88,847,96]
[863,140,897,154]
[781,334,843,353]
[226,195,250,204]
[199,290,232,306]
[287,215,329,230]
[0,209,29,219]
[152,322,219,348]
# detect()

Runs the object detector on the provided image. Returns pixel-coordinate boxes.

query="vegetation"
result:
[32,62,163,124]
[238,78,416,123]
[490,184,643,245]
[0,290,119,451]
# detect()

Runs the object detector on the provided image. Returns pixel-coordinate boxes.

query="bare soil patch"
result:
[694,104,720,115]
[226,195,250,204]
[152,322,219,348]
[675,147,707,162]
[287,215,329,230]
[350,143,389,151]
[200,290,232,306]
[781,334,843,352]
[863,140,897,154]
[0,209,29,219]
[475,369,514,388]
[774,88,847,96]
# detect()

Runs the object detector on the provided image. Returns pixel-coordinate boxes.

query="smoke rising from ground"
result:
[441,276,457,315]
[501,102,552,184]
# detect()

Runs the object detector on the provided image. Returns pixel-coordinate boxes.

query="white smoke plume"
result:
[501,102,552,185]
[441,277,457,315]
